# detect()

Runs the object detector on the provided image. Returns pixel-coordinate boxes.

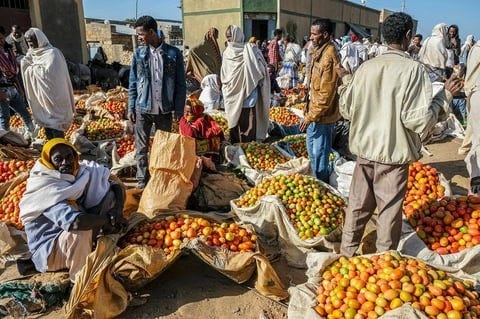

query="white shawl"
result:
[19,160,111,224]
[419,23,449,70]
[21,28,74,131]
[199,74,222,112]
[220,25,270,140]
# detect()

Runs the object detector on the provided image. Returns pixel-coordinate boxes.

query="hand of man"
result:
[444,75,463,97]
[335,64,350,79]
[299,119,311,132]
[128,112,136,123]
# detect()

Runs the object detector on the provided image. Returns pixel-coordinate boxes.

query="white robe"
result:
[21,28,74,131]
[220,25,270,141]
[419,23,449,70]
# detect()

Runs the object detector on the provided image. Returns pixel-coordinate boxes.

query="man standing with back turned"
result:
[128,16,186,189]
[299,18,341,183]
[337,12,463,257]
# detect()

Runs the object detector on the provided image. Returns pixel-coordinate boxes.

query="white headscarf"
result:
[21,28,74,131]
[221,25,270,140]
[199,74,222,112]
[419,23,449,70]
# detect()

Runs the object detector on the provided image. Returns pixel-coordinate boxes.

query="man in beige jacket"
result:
[337,12,463,257]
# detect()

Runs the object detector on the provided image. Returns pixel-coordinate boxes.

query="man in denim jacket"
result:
[128,16,186,189]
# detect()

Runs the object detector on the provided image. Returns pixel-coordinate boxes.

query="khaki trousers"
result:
[340,157,408,257]
[47,230,92,282]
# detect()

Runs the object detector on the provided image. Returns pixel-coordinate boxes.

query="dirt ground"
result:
[2,137,471,319]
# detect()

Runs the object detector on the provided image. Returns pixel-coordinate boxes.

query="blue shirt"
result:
[24,201,80,272]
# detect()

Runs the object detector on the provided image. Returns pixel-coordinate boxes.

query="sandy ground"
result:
[1,137,470,319]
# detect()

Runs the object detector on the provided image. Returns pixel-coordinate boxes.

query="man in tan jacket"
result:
[337,12,463,257]
[299,18,340,182]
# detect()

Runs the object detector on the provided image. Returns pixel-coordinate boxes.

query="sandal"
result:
[470,176,480,194]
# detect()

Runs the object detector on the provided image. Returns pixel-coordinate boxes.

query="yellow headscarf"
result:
[39,138,80,176]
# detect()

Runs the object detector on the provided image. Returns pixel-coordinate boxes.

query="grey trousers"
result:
[135,112,172,186]
[340,157,408,257]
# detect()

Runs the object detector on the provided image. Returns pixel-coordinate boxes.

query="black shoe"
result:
[16,259,38,276]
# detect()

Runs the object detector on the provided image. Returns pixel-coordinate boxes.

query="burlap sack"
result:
[288,251,478,319]
[231,177,344,268]
[224,144,312,185]
[138,131,197,217]
[398,218,480,280]
[66,211,287,318]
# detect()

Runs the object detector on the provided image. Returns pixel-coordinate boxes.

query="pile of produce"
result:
[281,134,308,158]
[9,115,24,128]
[116,134,135,158]
[0,160,34,183]
[404,195,480,254]
[75,99,87,110]
[102,99,127,117]
[235,173,345,239]
[404,161,445,210]
[85,118,124,140]
[283,85,307,107]
[119,214,257,258]
[315,251,480,319]
[269,107,300,126]
[241,142,289,171]
[0,181,27,230]
[210,113,229,136]
[65,122,81,140]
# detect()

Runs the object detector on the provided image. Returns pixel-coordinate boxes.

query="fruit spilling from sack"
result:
[85,118,124,140]
[0,160,34,183]
[405,195,480,254]
[236,173,345,239]
[404,161,445,209]
[102,99,127,117]
[241,142,289,171]
[269,107,300,126]
[315,251,480,319]
[119,214,257,258]
[0,181,27,230]
[281,134,308,158]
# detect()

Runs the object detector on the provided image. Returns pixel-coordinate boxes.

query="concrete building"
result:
[84,18,184,64]
[182,0,382,48]
[1,0,88,63]
[85,19,136,65]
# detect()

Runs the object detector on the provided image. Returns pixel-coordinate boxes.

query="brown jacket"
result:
[305,41,341,124]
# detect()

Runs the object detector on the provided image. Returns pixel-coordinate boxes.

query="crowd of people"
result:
[0,11,476,280]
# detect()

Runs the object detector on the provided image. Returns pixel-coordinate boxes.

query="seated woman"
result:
[19,138,126,282]
[179,98,224,160]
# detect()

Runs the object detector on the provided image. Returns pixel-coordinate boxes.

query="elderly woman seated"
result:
[19,138,126,281]
[179,97,225,161]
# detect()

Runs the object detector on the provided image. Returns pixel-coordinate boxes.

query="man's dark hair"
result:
[273,29,283,37]
[448,24,459,32]
[414,34,423,40]
[311,19,333,35]
[11,24,20,30]
[286,34,295,43]
[382,12,413,44]
[134,15,157,31]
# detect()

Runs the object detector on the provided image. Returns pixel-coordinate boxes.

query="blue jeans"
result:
[451,97,467,125]
[135,111,173,187]
[306,122,333,182]
[0,87,34,132]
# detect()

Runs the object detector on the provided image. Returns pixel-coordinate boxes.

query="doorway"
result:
[252,20,268,42]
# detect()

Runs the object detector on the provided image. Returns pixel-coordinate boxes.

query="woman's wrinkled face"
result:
[50,144,76,175]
